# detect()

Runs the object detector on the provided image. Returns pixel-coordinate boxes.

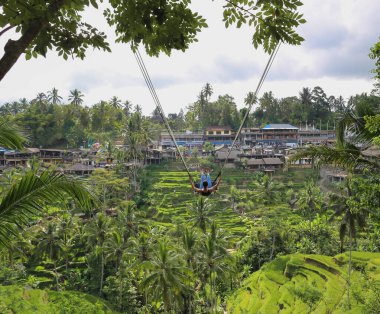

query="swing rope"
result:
[133,49,193,180]
[220,43,281,171]
[134,41,280,186]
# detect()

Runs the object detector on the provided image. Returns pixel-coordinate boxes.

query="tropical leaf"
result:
[0,169,96,247]
[0,118,27,149]
[289,145,378,171]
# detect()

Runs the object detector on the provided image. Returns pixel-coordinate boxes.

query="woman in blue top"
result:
[191,168,221,196]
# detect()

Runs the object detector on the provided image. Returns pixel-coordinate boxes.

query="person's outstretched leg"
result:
[206,174,212,187]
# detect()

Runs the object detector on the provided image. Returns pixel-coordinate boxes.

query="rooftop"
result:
[262,124,298,130]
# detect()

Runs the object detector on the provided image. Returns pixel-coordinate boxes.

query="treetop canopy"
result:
[0,0,305,80]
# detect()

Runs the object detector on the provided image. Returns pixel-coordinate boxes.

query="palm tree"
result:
[243,91,257,127]
[117,202,142,242]
[296,180,323,223]
[34,92,48,112]
[329,179,370,309]
[34,92,47,105]
[202,83,213,101]
[141,241,190,312]
[47,87,63,105]
[35,221,62,289]
[0,168,94,247]
[104,228,126,274]
[68,89,84,106]
[109,96,122,109]
[85,213,110,296]
[254,175,277,205]
[181,227,198,269]
[123,100,132,117]
[188,198,214,233]
[290,95,380,171]
[199,225,230,313]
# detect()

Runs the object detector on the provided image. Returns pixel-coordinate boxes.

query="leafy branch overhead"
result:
[222,0,306,53]
[0,0,305,80]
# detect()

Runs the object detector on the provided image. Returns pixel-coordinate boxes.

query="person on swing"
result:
[190,168,221,196]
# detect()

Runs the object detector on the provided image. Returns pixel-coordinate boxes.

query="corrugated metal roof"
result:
[263,124,298,130]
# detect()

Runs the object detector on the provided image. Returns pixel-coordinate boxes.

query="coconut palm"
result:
[0,169,94,247]
[85,212,110,296]
[188,198,214,233]
[123,100,132,117]
[202,83,213,101]
[68,89,84,106]
[254,175,277,205]
[290,96,380,171]
[109,96,122,109]
[181,227,198,269]
[104,228,126,274]
[329,179,370,309]
[199,225,230,313]
[34,92,47,106]
[296,180,323,223]
[141,241,190,312]
[47,87,63,105]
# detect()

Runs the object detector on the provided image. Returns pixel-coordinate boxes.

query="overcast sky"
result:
[0,0,379,115]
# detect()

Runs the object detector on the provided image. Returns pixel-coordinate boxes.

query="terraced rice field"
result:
[228,252,380,313]
[143,163,315,239]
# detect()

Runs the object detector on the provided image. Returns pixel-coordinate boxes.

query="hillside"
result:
[228,252,380,313]
[0,285,116,314]
[142,163,314,237]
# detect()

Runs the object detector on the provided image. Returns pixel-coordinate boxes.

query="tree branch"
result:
[0,0,67,81]
[0,25,16,38]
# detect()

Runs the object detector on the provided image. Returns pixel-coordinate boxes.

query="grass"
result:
[0,285,116,313]
[227,251,380,314]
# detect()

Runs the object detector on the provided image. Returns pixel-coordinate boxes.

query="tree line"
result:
[1,85,379,149]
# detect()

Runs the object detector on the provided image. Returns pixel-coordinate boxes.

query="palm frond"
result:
[289,145,378,171]
[0,170,96,247]
[0,119,27,150]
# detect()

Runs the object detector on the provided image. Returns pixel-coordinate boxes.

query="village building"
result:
[204,126,235,145]
[39,148,65,164]
[240,127,263,146]
[298,128,336,145]
[214,148,242,166]
[260,124,299,145]
[160,131,204,149]
[245,157,284,171]
[144,149,162,165]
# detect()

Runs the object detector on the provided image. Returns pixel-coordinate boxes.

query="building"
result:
[204,126,235,145]
[245,157,283,171]
[215,149,242,164]
[160,131,204,149]
[260,124,298,144]
[298,128,336,145]
[240,127,263,145]
[40,148,65,164]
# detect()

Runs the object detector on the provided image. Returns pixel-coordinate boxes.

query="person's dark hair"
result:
[202,181,208,188]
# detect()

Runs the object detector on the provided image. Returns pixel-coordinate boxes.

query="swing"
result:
[133,43,280,196]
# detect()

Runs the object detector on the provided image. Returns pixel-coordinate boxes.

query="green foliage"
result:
[0,285,115,313]
[222,0,305,53]
[0,169,94,247]
[228,252,380,314]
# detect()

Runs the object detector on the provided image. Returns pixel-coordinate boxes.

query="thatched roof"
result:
[64,163,95,172]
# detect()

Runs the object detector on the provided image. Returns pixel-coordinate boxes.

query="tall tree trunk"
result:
[347,231,352,310]
[270,235,275,260]
[99,252,104,296]
[0,0,67,81]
